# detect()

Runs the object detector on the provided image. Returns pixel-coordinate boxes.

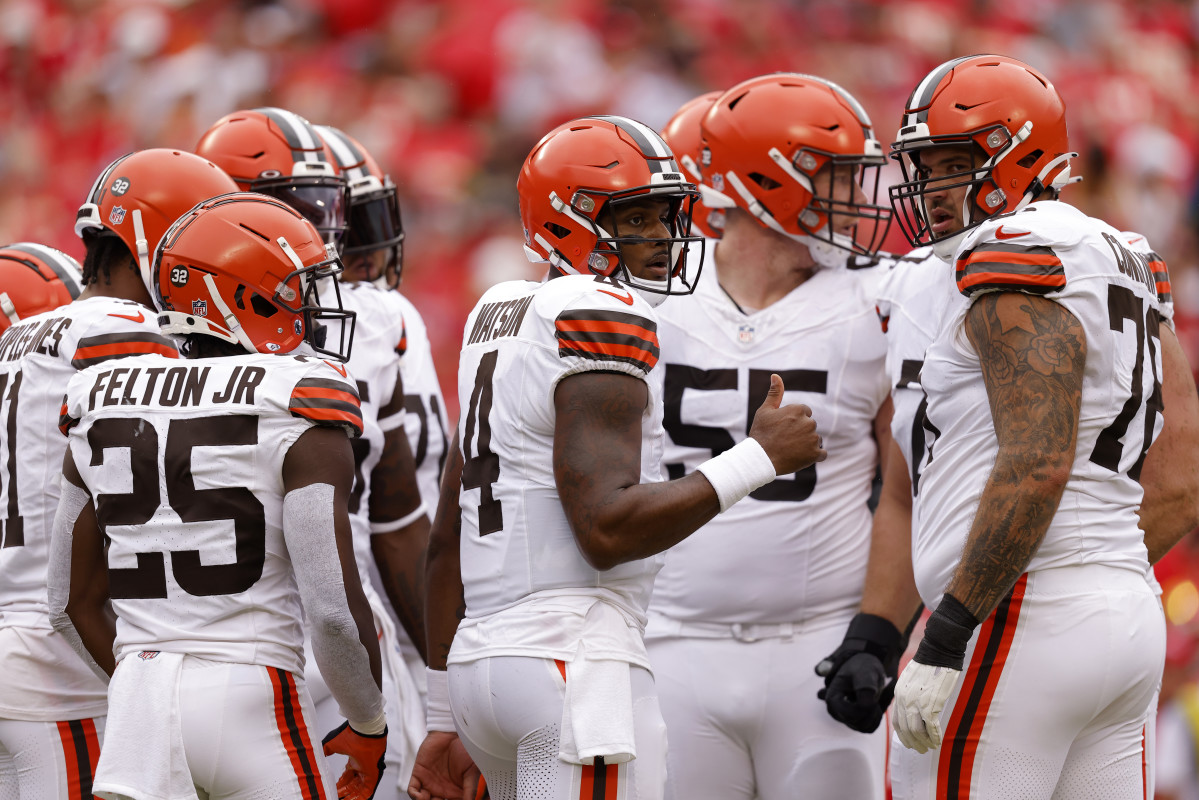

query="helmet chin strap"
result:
[203,273,259,354]
[725,171,850,269]
[131,210,154,296]
[630,282,668,308]
[0,293,20,327]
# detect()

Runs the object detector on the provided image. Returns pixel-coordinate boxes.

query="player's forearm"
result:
[47,474,114,680]
[1140,325,1199,563]
[285,483,384,725]
[944,451,1069,618]
[426,438,465,671]
[562,471,721,571]
[371,520,429,662]
[858,473,922,629]
[64,603,118,677]
[369,427,426,522]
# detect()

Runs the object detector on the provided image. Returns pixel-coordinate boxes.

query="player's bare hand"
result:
[407,731,481,800]
[748,373,826,474]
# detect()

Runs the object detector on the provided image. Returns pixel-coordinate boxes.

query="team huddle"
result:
[0,53,1196,800]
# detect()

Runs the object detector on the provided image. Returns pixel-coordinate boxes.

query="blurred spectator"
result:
[2,0,1198,419]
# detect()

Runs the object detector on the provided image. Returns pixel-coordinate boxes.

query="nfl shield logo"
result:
[711,173,725,192]
[738,323,754,344]
[138,651,159,660]
[191,299,207,317]
[109,206,126,225]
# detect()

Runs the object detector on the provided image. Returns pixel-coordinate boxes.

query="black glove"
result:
[816,613,905,733]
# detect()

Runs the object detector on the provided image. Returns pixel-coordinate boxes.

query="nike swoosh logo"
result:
[995,226,1031,240]
[597,288,635,305]
[108,310,145,323]
[324,360,348,378]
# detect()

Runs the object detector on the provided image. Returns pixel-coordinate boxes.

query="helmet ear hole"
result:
[250,292,279,318]
[543,222,571,239]
[1017,149,1043,168]
[748,172,782,190]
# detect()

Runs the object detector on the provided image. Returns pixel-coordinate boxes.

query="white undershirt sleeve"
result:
[283,482,385,730]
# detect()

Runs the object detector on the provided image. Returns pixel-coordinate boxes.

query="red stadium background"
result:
[5,3,1199,791]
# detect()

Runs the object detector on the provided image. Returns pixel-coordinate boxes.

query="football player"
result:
[0,151,237,800]
[316,118,452,752]
[407,115,826,800]
[315,122,445,794]
[198,107,428,799]
[875,55,1194,799]
[642,74,896,800]
[49,193,389,800]
[659,90,726,241]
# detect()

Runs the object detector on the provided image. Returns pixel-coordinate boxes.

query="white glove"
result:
[892,660,961,753]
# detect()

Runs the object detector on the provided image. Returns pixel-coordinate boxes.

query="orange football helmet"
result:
[700,73,892,267]
[153,192,355,360]
[314,125,405,287]
[196,108,350,245]
[661,91,725,239]
[74,149,239,293]
[518,115,704,302]
[889,54,1077,252]
[0,243,82,331]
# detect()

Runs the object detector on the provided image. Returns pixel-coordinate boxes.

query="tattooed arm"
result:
[424,432,465,670]
[943,292,1087,619]
[554,370,824,571]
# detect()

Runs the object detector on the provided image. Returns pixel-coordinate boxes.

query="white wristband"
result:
[348,709,387,736]
[695,437,777,513]
[425,667,456,733]
[369,500,428,534]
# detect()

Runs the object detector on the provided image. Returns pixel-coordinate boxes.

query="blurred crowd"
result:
[5,0,1199,795]
[5,0,1199,415]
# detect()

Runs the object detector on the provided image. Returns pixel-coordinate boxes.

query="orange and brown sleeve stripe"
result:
[289,377,363,437]
[556,310,659,374]
[58,400,79,437]
[71,332,178,369]
[396,319,408,357]
[955,243,1065,298]
[1148,251,1172,304]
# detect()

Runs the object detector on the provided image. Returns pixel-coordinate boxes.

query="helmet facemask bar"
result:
[275,241,357,362]
[889,123,1025,248]
[794,149,893,260]
[554,183,707,299]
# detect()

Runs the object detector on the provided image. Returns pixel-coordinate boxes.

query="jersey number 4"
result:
[663,365,827,502]
[462,350,503,535]
[88,414,265,599]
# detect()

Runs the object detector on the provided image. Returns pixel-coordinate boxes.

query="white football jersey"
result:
[0,296,176,720]
[872,247,961,501]
[392,291,449,511]
[648,249,890,625]
[63,353,362,674]
[319,280,407,581]
[455,275,666,629]
[915,201,1171,605]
